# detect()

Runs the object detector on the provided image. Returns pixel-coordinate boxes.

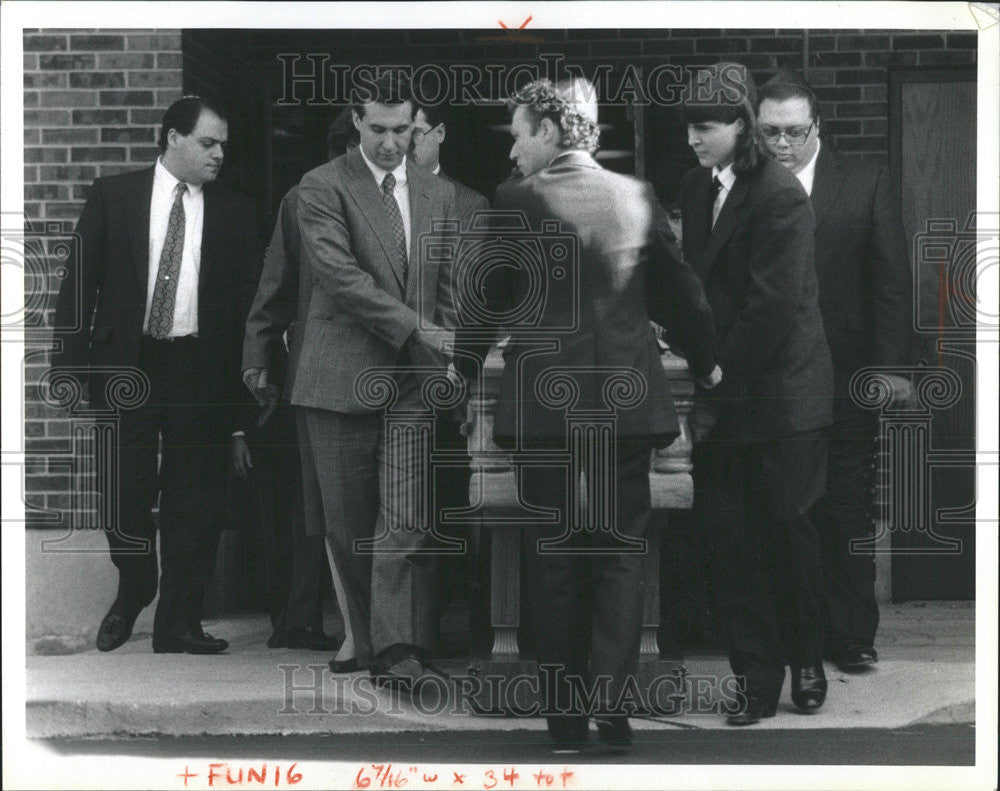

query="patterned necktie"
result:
[381,172,408,276]
[710,175,724,228]
[148,182,187,339]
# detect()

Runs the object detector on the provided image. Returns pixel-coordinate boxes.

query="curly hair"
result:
[506,79,601,155]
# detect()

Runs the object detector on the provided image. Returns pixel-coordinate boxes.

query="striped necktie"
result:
[381,172,408,276]
[148,182,187,339]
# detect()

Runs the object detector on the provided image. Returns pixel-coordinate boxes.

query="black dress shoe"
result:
[268,629,291,649]
[726,694,777,726]
[286,627,343,651]
[791,664,828,711]
[547,715,589,753]
[96,607,141,652]
[328,657,363,674]
[153,631,229,654]
[595,716,632,753]
[834,645,877,672]
[371,647,425,693]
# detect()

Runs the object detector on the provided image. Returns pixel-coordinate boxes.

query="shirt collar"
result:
[711,163,736,191]
[359,146,408,188]
[155,157,203,196]
[432,164,441,175]
[797,139,821,185]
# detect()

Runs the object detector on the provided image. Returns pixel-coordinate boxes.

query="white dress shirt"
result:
[358,147,412,257]
[794,140,822,196]
[710,163,737,228]
[144,157,203,336]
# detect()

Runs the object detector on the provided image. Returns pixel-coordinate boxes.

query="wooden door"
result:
[889,68,977,600]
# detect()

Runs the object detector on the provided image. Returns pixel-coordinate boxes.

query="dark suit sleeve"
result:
[229,195,263,435]
[242,191,299,374]
[867,165,914,367]
[297,168,421,351]
[646,194,717,379]
[716,177,815,396]
[52,178,105,370]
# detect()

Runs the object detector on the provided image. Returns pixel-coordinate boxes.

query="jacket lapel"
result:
[696,173,750,279]
[199,183,222,305]
[127,168,155,289]
[405,161,433,304]
[342,149,407,294]
[809,145,845,231]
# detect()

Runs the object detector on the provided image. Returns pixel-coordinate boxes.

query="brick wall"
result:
[22,29,182,523]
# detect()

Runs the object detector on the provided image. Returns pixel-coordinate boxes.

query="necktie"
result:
[710,175,724,228]
[381,172,408,277]
[148,182,187,339]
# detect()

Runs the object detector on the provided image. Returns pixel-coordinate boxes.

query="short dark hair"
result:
[415,102,447,130]
[352,71,415,119]
[757,82,820,121]
[326,106,360,160]
[158,95,227,152]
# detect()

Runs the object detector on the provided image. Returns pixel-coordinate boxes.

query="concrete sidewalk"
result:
[25,601,975,738]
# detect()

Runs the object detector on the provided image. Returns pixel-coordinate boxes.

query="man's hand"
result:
[231,434,253,479]
[687,401,719,445]
[884,373,918,409]
[243,367,279,408]
[696,364,723,390]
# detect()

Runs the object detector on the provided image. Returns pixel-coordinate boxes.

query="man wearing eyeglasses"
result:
[757,68,915,674]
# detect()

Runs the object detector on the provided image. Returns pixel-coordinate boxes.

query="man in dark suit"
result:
[680,63,834,724]
[51,96,260,654]
[757,68,916,672]
[487,78,718,750]
[293,73,459,688]
[410,101,492,655]
[240,109,359,653]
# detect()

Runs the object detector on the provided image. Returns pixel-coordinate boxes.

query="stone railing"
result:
[463,346,695,709]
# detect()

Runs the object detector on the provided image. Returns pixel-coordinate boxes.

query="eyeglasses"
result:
[758,120,815,145]
[411,123,441,143]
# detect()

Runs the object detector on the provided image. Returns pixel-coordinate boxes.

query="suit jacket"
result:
[810,146,913,419]
[242,184,310,399]
[291,148,458,413]
[51,166,261,433]
[489,150,717,449]
[438,170,490,229]
[681,158,833,441]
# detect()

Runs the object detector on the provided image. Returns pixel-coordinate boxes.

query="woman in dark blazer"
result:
[679,63,835,725]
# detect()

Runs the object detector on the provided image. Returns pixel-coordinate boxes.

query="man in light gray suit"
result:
[293,73,458,688]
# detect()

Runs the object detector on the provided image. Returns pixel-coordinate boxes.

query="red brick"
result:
[25,202,43,219]
[24,72,68,88]
[98,164,139,177]
[101,127,155,143]
[126,70,182,88]
[42,128,99,144]
[41,203,85,219]
[835,69,886,85]
[69,34,126,50]
[891,33,944,50]
[808,36,836,52]
[24,34,68,52]
[39,53,96,70]
[641,39,695,55]
[130,108,165,124]
[24,109,71,126]
[72,184,93,200]
[862,84,888,102]
[125,33,182,50]
[694,38,749,54]
[836,35,889,51]
[25,474,71,493]
[864,51,917,67]
[25,91,40,108]
[947,33,978,49]
[157,52,183,69]
[24,129,40,145]
[72,109,128,125]
[835,102,884,119]
[813,86,862,103]
[71,147,127,162]
[25,165,38,182]
[24,53,39,70]
[39,165,98,181]
[821,120,863,136]
[751,37,801,53]
[129,146,161,163]
[863,119,888,137]
[156,88,183,104]
[39,91,99,108]
[836,136,886,153]
[97,53,154,69]
[810,51,861,67]
[70,71,126,89]
[99,90,155,106]
[919,50,976,65]
[25,148,68,164]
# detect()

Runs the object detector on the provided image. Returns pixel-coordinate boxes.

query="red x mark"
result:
[498,15,533,29]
